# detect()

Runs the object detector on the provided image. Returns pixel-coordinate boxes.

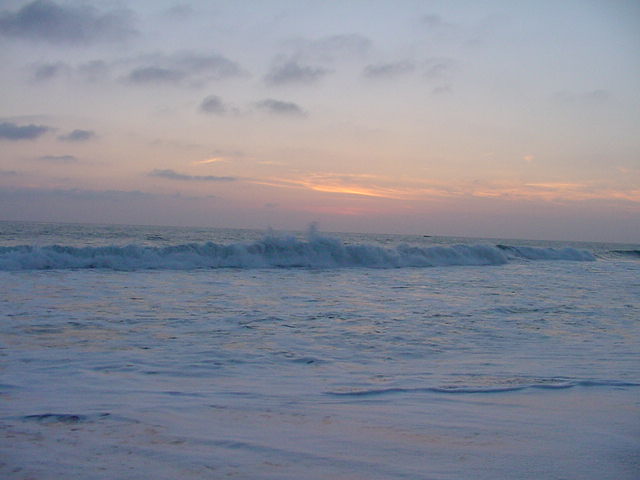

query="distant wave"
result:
[496,244,595,261]
[327,379,640,397]
[0,232,597,271]
[610,249,640,259]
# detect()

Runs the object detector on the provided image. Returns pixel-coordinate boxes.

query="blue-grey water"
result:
[1,221,639,479]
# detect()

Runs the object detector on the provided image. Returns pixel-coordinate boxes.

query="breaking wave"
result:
[0,232,596,271]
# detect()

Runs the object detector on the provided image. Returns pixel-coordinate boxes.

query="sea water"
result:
[1,221,638,479]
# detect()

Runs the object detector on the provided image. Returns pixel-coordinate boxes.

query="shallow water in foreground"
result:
[1,223,639,479]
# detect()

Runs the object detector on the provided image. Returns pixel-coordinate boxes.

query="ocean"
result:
[1,221,639,479]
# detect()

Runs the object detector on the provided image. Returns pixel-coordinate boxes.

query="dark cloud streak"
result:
[264,59,329,86]
[124,52,243,86]
[200,95,227,115]
[363,61,415,79]
[255,99,306,117]
[150,169,237,182]
[35,154,79,163]
[0,0,136,45]
[127,66,185,85]
[58,129,96,142]
[0,122,50,140]
[32,62,69,81]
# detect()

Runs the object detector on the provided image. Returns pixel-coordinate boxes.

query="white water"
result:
[1,222,639,479]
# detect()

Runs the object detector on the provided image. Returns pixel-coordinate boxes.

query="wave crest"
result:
[0,232,596,271]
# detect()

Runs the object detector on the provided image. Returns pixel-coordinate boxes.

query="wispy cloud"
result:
[199,95,228,115]
[252,173,409,199]
[125,52,244,86]
[164,4,194,20]
[31,62,69,81]
[193,157,227,165]
[255,99,307,117]
[58,129,96,142]
[0,186,216,203]
[524,182,587,190]
[149,169,237,182]
[31,59,112,84]
[0,0,136,45]
[35,154,79,163]
[250,170,640,206]
[0,122,50,140]
[127,66,184,84]
[363,61,416,79]
[264,59,330,86]
[469,180,640,204]
[193,149,245,165]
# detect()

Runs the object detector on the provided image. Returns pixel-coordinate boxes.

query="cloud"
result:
[0,186,156,203]
[264,59,329,86]
[255,99,307,117]
[0,186,218,203]
[0,169,18,176]
[127,66,185,84]
[174,52,243,78]
[361,57,453,85]
[0,0,136,45]
[149,169,237,182]
[32,59,110,83]
[58,129,96,142]
[0,122,49,140]
[199,95,227,115]
[363,61,416,79]
[32,62,70,81]
[164,4,193,19]
[125,52,243,86]
[34,154,79,163]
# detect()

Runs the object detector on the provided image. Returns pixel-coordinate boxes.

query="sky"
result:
[1,0,639,242]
